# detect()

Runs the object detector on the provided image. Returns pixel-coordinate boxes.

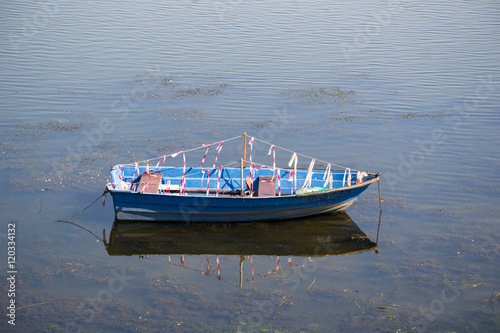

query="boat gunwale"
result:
[294,172,379,197]
[107,172,379,200]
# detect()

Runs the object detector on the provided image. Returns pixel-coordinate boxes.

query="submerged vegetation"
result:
[134,73,176,87]
[158,107,206,121]
[326,111,366,122]
[171,83,229,99]
[132,72,230,100]
[5,120,86,143]
[0,115,190,192]
[281,86,360,107]
[397,112,455,120]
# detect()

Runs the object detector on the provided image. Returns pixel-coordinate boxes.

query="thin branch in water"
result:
[306,278,316,291]
[486,287,498,314]
[16,301,68,311]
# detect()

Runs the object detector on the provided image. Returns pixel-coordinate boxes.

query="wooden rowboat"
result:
[105,134,379,222]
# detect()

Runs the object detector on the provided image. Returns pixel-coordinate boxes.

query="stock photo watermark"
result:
[210,0,243,21]
[384,74,496,192]
[7,0,65,53]
[408,276,462,332]
[51,66,162,176]
[237,235,335,331]
[185,0,243,22]
[236,106,295,156]
[64,267,135,332]
[6,223,17,326]
[340,0,414,63]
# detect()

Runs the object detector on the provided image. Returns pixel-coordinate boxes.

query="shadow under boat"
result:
[105,212,377,257]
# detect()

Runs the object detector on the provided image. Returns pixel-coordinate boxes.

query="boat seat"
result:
[257,176,276,197]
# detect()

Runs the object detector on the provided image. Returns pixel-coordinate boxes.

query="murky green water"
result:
[1,0,499,332]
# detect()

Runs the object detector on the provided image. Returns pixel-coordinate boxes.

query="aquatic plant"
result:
[171,83,229,99]
[158,107,206,121]
[281,86,359,107]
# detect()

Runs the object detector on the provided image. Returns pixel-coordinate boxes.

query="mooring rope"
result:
[375,177,383,252]
[55,191,107,222]
[378,177,383,212]
[54,220,105,243]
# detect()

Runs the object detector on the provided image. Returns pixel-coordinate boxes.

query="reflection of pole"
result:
[216,255,221,280]
[250,256,254,282]
[239,255,244,289]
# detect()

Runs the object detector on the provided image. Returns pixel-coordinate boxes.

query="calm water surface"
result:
[1,0,499,332]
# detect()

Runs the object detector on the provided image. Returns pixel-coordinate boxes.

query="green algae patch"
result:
[326,111,367,122]
[6,120,87,143]
[44,120,86,132]
[397,112,455,120]
[158,107,206,121]
[171,83,229,99]
[134,73,177,88]
[131,72,230,101]
[281,86,360,107]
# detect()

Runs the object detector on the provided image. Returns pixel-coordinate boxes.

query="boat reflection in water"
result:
[105,212,378,288]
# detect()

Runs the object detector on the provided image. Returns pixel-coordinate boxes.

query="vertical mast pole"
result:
[243,132,247,167]
[240,158,244,196]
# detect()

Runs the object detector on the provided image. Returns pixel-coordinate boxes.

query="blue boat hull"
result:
[107,165,379,222]
[108,181,375,222]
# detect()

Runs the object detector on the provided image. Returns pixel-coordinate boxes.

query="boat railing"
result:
[107,133,375,197]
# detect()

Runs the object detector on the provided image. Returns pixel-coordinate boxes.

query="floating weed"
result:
[134,73,177,88]
[397,112,456,120]
[326,111,367,122]
[132,72,230,100]
[171,83,229,99]
[44,120,85,132]
[0,141,14,156]
[249,119,274,128]
[5,120,87,143]
[281,86,360,107]
[158,107,206,121]
[339,73,370,80]
[0,116,195,191]
[455,233,500,258]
